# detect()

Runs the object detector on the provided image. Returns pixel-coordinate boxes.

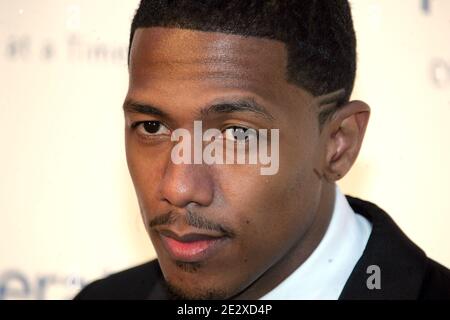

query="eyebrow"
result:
[201,98,275,121]
[123,97,275,121]
[123,99,168,118]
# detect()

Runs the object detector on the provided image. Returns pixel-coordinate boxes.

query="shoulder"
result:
[342,195,450,299]
[419,258,450,299]
[74,259,162,300]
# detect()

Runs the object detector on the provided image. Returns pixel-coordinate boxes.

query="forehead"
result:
[129,27,289,98]
[127,27,317,127]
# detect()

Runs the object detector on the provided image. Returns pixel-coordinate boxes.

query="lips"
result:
[158,229,229,262]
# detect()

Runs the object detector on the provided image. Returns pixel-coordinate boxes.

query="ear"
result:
[322,100,370,182]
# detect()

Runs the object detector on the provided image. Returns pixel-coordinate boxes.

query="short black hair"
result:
[129,0,357,126]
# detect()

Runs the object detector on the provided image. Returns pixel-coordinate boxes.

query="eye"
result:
[223,126,258,143]
[133,121,170,137]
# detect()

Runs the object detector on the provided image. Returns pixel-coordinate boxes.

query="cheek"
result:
[125,139,170,214]
[241,173,316,238]
[217,143,321,268]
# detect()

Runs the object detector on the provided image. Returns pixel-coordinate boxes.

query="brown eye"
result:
[143,121,161,133]
[223,126,257,143]
[134,121,170,136]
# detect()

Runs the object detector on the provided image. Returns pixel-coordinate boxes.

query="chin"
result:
[166,280,230,300]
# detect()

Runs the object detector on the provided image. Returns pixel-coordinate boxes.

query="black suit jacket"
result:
[74,196,450,300]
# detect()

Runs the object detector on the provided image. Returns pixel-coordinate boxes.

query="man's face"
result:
[125,27,326,299]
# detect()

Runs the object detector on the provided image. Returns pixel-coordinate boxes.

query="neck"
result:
[232,182,336,300]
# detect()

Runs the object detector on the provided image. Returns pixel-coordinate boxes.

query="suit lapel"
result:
[339,196,427,299]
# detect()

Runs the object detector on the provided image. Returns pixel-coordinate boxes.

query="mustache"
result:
[148,210,235,238]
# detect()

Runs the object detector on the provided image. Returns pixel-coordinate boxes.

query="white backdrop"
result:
[0,0,449,299]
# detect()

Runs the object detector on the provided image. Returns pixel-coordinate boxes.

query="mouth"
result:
[158,229,230,263]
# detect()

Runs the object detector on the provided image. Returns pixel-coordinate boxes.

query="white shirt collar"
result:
[260,185,372,300]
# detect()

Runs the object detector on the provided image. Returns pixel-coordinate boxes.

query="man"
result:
[75,0,450,299]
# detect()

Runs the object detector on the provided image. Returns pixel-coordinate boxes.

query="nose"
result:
[158,162,214,208]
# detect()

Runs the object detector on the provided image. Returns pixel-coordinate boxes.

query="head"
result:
[124,0,370,299]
